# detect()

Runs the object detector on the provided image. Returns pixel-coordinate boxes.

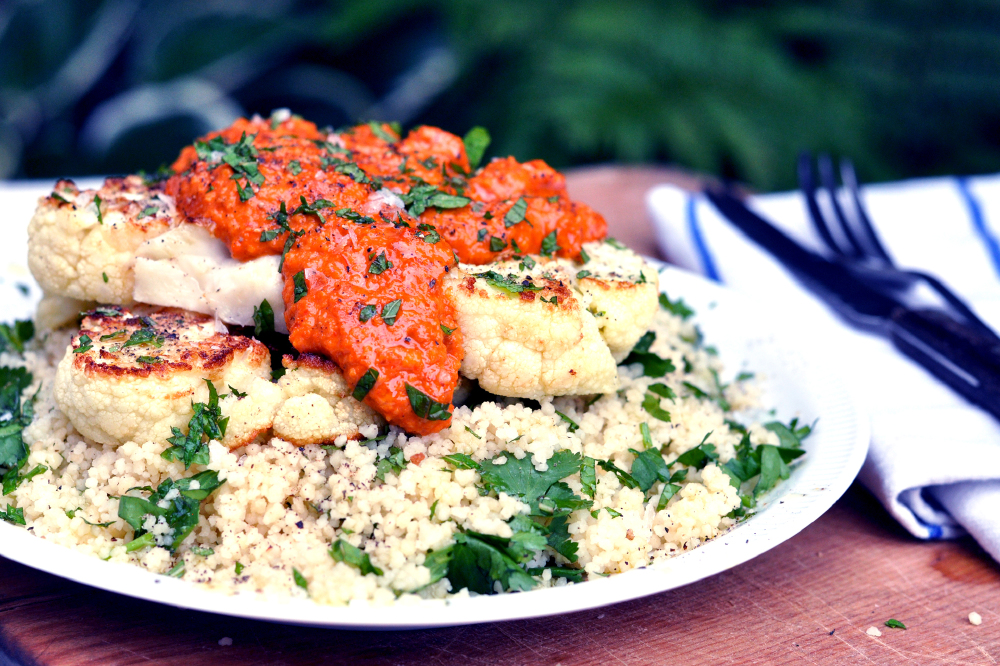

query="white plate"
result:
[0,183,869,629]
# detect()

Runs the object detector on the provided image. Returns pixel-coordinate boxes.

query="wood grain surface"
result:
[1,165,997,665]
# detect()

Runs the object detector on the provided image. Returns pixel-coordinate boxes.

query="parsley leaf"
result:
[641,393,672,422]
[293,271,308,301]
[504,198,528,228]
[440,323,455,335]
[0,320,34,355]
[381,299,402,326]
[555,411,580,432]
[287,160,302,176]
[463,126,491,170]
[489,236,507,252]
[400,184,471,216]
[330,538,383,575]
[252,300,274,337]
[368,251,393,275]
[405,384,451,421]
[162,380,229,469]
[352,368,378,401]
[885,619,907,630]
[73,334,93,354]
[359,304,377,323]
[118,470,223,551]
[674,434,719,469]
[659,292,694,320]
[367,121,398,143]
[0,506,25,525]
[473,270,542,296]
[623,332,675,377]
[597,460,640,489]
[541,230,560,256]
[580,456,597,498]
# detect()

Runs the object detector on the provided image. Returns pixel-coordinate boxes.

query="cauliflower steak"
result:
[28,177,179,306]
[54,307,275,449]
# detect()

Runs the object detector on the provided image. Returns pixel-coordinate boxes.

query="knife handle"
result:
[889,308,1000,420]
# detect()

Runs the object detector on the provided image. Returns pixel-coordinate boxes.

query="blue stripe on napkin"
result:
[956,177,1000,280]
[687,195,720,282]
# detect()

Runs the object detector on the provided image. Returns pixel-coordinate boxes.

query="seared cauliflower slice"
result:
[54,307,277,449]
[444,260,619,399]
[274,354,385,445]
[575,240,660,362]
[28,177,178,306]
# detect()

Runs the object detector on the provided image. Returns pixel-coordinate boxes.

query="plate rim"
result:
[0,261,870,630]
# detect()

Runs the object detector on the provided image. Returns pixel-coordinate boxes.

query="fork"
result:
[798,153,1000,344]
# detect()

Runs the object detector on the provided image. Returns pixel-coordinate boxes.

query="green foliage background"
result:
[3,0,1000,190]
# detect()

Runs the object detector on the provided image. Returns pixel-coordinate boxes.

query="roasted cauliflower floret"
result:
[27,177,179,305]
[54,307,274,448]
[274,354,385,445]
[575,240,659,362]
[444,260,619,398]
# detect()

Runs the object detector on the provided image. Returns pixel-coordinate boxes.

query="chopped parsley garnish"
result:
[597,460,639,489]
[293,270,308,301]
[406,384,451,421]
[473,270,542,296]
[227,386,247,399]
[674,433,719,469]
[123,328,164,349]
[352,368,379,401]
[50,191,69,203]
[477,228,488,242]
[580,456,597,498]
[641,393,671,422]
[648,383,676,401]
[605,238,627,250]
[463,126,491,170]
[93,195,103,224]
[0,506,25,525]
[640,422,654,449]
[136,355,161,364]
[555,411,580,432]
[519,255,537,270]
[368,251,393,275]
[623,331,676,377]
[102,272,108,283]
[359,304,377,323]
[73,334,93,354]
[381,299,402,325]
[330,538,384,575]
[540,230,560,256]
[885,619,906,630]
[464,426,481,439]
[253,299,274,337]
[117,470,224,551]
[64,507,112,527]
[293,568,309,592]
[335,208,376,225]
[579,248,590,263]
[400,184,470,216]
[290,195,335,225]
[367,121,398,143]
[235,562,245,575]
[375,446,405,481]
[194,131,264,200]
[191,546,214,556]
[547,195,560,204]
[417,223,441,244]
[489,236,507,252]
[440,323,455,335]
[0,320,34,355]
[504,197,528,228]
[137,205,158,219]
[659,292,694,320]
[287,160,302,176]
[0,367,38,502]
[162,380,229,469]
[434,449,589,591]
[576,270,591,279]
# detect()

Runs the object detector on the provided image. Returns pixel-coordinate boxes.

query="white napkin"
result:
[647,176,1000,562]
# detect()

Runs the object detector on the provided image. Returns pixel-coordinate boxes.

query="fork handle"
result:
[890,308,1000,420]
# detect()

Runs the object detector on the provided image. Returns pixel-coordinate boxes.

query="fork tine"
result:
[840,158,894,264]
[797,152,846,257]
[818,154,865,258]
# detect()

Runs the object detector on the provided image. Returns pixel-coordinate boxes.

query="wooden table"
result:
[2,166,998,665]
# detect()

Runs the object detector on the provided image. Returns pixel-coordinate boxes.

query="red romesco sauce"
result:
[165,116,604,435]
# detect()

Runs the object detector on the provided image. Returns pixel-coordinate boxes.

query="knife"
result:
[703,187,1000,422]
